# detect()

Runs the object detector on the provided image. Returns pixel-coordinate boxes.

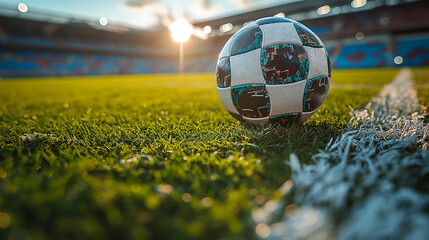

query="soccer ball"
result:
[216,17,331,125]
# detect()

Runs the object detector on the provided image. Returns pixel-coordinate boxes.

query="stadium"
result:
[0,0,428,239]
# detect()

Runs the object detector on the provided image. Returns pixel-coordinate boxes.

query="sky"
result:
[0,0,299,29]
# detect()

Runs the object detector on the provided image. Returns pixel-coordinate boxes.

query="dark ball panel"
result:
[230,26,263,56]
[261,44,309,85]
[231,84,270,118]
[293,23,323,48]
[216,57,231,88]
[303,76,330,112]
[269,113,302,126]
[326,50,332,78]
[255,17,292,26]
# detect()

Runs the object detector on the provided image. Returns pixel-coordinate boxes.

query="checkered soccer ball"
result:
[216,17,331,125]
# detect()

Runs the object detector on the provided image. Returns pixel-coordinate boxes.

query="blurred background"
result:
[0,0,428,78]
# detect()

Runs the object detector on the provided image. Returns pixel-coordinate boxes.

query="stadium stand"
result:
[395,34,429,66]
[0,0,428,77]
[0,51,157,77]
[325,36,391,69]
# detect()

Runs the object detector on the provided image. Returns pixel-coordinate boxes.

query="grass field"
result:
[413,68,429,122]
[0,68,424,239]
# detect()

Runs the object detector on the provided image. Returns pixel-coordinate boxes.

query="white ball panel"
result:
[242,116,269,125]
[266,80,307,116]
[304,46,329,79]
[217,87,239,115]
[219,36,235,59]
[260,22,302,48]
[326,76,331,95]
[230,49,266,86]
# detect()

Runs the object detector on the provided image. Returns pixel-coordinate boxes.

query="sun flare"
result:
[169,18,194,42]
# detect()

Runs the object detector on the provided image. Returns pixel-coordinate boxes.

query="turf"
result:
[0,69,399,239]
[412,68,429,122]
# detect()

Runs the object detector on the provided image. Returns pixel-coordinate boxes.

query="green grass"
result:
[413,68,429,122]
[0,69,400,239]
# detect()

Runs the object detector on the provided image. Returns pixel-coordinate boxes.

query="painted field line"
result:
[254,68,429,239]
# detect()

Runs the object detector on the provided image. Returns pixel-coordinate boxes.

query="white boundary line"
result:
[255,68,429,239]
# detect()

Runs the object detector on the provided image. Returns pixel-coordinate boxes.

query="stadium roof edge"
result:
[0,14,157,37]
[192,0,347,27]
[192,0,425,30]
[0,4,159,33]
